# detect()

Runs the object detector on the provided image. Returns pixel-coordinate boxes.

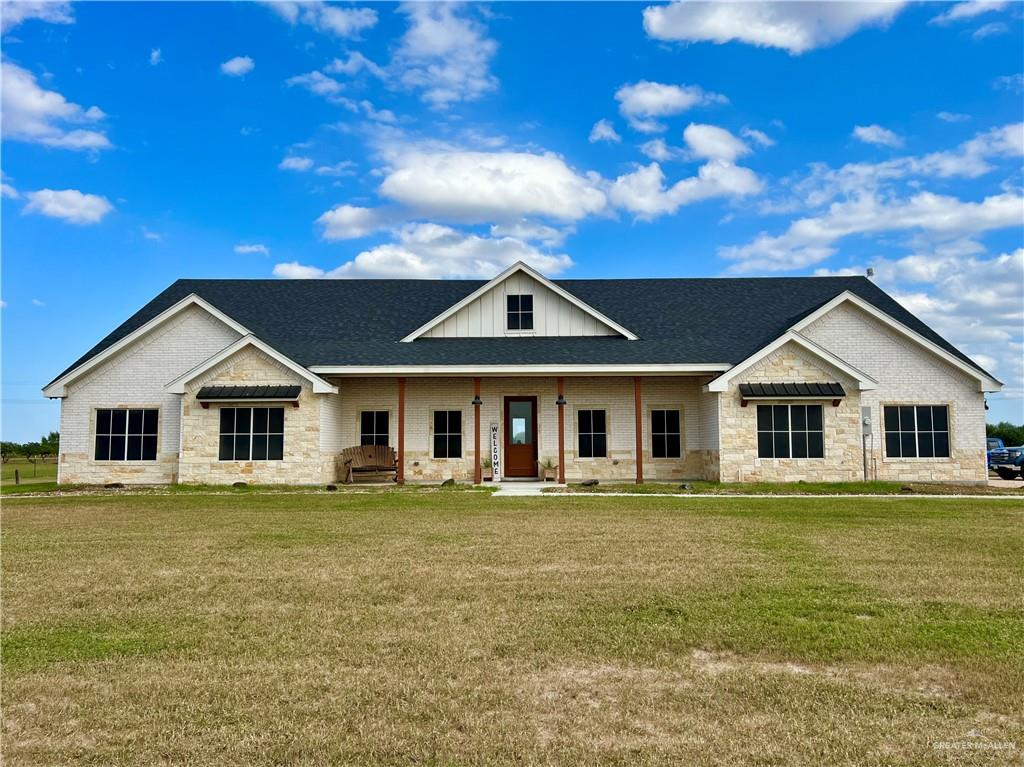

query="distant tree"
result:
[21,441,42,477]
[0,441,21,464]
[987,422,1024,447]
[40,431,60,459]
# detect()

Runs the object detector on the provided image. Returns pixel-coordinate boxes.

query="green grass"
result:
[2,493,1022,765]
[548,479,1021,495]
[0,457,57,487]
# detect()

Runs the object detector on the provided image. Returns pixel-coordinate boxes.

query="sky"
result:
[1,0,1022,442]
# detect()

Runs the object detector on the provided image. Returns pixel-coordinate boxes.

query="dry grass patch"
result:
[2,493,1022,765]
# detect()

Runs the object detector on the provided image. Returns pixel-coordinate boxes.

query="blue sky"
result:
[2,0,1022,441]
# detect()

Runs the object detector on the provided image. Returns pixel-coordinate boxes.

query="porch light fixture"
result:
[556,394,567,407]
[472,394,483,406]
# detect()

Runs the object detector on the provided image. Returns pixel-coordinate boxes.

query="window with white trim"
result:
[219,407,284,461]
[577,409,607,458]
[433,410,462,458]
[95,408,158,461]
[360,411,389,447]
[883,405,950,458]
[506,294,533,331]
[651,409,681,458]
[757,404,824,459]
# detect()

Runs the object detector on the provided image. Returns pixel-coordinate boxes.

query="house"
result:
[43,262,1001,486]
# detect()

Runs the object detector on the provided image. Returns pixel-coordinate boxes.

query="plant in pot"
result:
[481,456,493,482]
[540,457,558,481]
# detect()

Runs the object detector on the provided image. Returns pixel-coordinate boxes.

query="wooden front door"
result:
[504,396,538,478]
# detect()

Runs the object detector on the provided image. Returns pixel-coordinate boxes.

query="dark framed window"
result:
[506,294,534,331]
[95,408,158,461]
[577,409,607,458]
[219,407,284,461]
[757,404,824,459]
[883,405,950,458]
[360,411,389,446]
[433,410,462,458]
[651,409,682,458]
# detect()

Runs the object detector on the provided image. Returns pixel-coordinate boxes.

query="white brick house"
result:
[44,262,1002,485]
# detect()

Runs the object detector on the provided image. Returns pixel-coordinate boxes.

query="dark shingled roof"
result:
[739,382,846,399]
[49,275,990,384]
[196,385,301,401]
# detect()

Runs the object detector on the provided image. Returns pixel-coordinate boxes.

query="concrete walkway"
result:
[491,481,564,496]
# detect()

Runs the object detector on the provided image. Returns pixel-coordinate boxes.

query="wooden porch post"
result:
[397,377,406,484]
[556,377,566,485]
[634,376,643,484]
[473,377,482,484]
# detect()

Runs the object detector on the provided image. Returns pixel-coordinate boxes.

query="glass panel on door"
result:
[509,400,533,444]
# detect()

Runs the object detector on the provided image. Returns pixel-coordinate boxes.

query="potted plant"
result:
[481,456,493,482]
[540,457,558,481]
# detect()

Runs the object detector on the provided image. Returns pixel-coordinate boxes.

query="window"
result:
[506,294,533,331]
[219,407,284,461]
[95,408,158,461]
[577,409,607,458]
[433,411,462,458]
[757,404,824,459]
[360,411,389,446]
[651,409,681,458]
[884,405,950,458]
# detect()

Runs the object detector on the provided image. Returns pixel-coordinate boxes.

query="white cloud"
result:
[220,56,255,77]
[234,243,270,255]
[316,205,388,240]
[930,0,1008,24]
[973,21,1009,39]
[314,160,357,177]
[937,111,971,122]
[852,124,904,148]
[993,73,1024,92]
[278,155,313,171]
[643,1,906,55]
[31,298,45,307]
[281,223,573,279]
[149,48,162,66]
[360,100,396,124]
[141,226,162,241]
[615,80,727,133]
[741,127,775,147]
[683,123,751,162]
[589,119,621,144]
[265,2,377,37]
[639,138,683,162]
[609,160,762,219]
[23,189,113,224]
[1,62,111,151]
[2,182,19,199]
[722,190,1023,273]
[1,1,73,32]
[490,220,570,247]
[393,3,498,108]
[286,70,343,98]
[378,150,608,223]
[325,52,385,78]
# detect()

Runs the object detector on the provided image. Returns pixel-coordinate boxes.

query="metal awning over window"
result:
[739,382,846,401]
[196,385,301,403]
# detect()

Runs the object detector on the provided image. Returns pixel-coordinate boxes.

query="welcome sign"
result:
[490,423,501,482]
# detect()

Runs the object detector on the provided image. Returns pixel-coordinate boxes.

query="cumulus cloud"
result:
[23,189,113,224]
[149,48,162,66]
[609,160,762,219]
[393,3,498,108]
[683,123,751,162]
[490,220,570,247]
[1,62,111,151]
[937,111,971,122]
[235,243,270,255]
[993,73,1024,92]
[325,51,385,78]
[263,1,377,37]
[741,127,775,147]
[2,181,19,199]
[615,80,727,133]
[639,138,683,162]
[1,1,73,32]
[317,205,389,240]
[852,124,904,148]
[278,223,573,279]
[314,160,357,177]
[286,70,344,98]
[377,150,607,223]
[279,155,313,171]
[930,0,1008,24]
[221,56,255,76]
[589,119,621,144]
[643,1,906,55]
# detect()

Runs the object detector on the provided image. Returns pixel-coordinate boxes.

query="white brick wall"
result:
[58,305,242,484]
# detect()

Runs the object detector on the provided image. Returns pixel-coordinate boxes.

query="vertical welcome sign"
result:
[490,423,501,482]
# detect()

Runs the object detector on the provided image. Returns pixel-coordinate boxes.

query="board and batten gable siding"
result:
[800,301,987,482]
[57,304,243,484]
[422,272,619,338]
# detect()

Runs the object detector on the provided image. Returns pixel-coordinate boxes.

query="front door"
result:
[504,396,538,478]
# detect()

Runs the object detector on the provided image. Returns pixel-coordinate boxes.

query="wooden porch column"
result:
[556,377,566,485]
[473,377,482,484]
[397,377,406,484]
[634,376,643,484]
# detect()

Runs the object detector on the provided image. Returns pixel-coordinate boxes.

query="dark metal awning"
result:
[196,385,302,402]
[739,382,846,400]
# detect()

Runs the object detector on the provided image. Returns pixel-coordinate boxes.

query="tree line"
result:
[987,422,1024,447]
[1,432,60,465]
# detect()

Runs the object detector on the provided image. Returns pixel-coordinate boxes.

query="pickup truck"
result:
[988,441,1024,480]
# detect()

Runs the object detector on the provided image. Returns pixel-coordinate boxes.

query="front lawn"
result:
[547,479,1023,495]
[2,493,1021,765]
